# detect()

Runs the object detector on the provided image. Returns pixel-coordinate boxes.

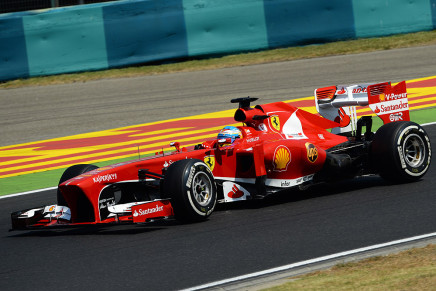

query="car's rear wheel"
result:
[371,121,431,182]
[57,164,98,206]
[162,159,217,222]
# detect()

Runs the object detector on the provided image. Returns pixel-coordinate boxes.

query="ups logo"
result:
[305,143,318,163]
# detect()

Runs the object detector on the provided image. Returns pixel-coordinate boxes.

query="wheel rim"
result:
[192,172,212,206]
[402,134,425,167]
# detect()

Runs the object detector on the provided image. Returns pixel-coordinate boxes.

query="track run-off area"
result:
[1,75,436,183]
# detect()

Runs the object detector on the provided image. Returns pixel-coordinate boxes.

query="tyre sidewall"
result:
[395,124,431,179]
[164,159,217,221]
[182,161,216,217]
[372,121,431,181]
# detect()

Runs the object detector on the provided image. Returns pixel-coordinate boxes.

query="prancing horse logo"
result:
[270,115,280,131]
[204,156,215,171]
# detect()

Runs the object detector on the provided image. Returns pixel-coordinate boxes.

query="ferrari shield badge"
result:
[270,115,281,131]
[305,143,318,163]
[204,156,215,171]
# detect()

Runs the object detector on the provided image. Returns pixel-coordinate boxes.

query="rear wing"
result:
[314,81,409,134]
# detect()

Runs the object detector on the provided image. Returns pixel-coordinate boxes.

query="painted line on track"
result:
[184,232,436,291]
[0,186,57,200]
[1,75,435,179]
[2,122,435,200]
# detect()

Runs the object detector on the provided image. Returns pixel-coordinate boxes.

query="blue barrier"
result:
[264,0,355,47]
[22,6,108,77]
[0,0,435,81]
[183,0,268,56]
[352,0,434,38]
[0,15,29,80]
[103,0,188,68]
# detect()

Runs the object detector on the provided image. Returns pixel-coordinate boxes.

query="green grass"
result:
[264,244,436,291]
[1,107,435,197]
[1,30,436,89]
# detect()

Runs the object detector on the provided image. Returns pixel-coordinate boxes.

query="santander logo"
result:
[136,205,163,216]
[227,184,244,199]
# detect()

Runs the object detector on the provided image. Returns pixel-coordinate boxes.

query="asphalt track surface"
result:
[1,44,436,146]
[1,46,436,290]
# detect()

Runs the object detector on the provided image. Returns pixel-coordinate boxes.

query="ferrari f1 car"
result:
[11,81,432,230]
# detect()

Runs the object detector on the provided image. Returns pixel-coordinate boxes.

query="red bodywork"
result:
[54,101,346,225]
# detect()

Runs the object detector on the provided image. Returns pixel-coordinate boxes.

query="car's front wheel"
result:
[162,159,217,222]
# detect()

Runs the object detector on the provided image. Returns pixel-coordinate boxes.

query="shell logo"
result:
[273,146,291,171]
[379,93,386,102]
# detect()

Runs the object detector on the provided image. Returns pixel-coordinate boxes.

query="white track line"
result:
[184,232,436,291]
[0,186,57,200]
[2,122,435,200]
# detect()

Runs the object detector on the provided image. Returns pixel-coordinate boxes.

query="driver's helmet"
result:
[217,126,242,143]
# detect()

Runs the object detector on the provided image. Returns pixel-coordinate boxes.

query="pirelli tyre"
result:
[371,121,431,182]
[57,164,98,206]
[163,159,217,222]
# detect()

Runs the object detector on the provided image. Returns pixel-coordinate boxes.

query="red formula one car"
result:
[11,81,432,230]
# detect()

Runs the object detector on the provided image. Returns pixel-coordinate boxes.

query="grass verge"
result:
[265,244,436,291]
[1,107,434,197]
[1,30,436,89]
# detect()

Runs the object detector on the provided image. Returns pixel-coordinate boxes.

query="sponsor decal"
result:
[227,184,244,199]
[163,160,173,168]
[270,115,280,131]
[246,136,260,143]
[204,156,215,171]
[337,87,347,94]
[378,100,408,114]
[131,200,173,223]
[398,146,406,169]
[186,166,196,188]
[352,86,367,94]
[99,197,116,210]
[93,173,117,183]
[305,143,318,163]
[384,92,407,101]
[273,146,291,171]
[390,112,403,122]
[281,181,290,187]
[134,205,164,217]
[223,182,250,202]
[318,134,325,140]
[369,100,409,115]
[42,205,71,221]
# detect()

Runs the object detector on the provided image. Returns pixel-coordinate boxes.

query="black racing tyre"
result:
[57,164,98,206]
[162,159,217,222]
[371,121,431,182]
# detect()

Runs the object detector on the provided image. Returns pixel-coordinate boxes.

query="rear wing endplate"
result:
[314,81,409,134]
